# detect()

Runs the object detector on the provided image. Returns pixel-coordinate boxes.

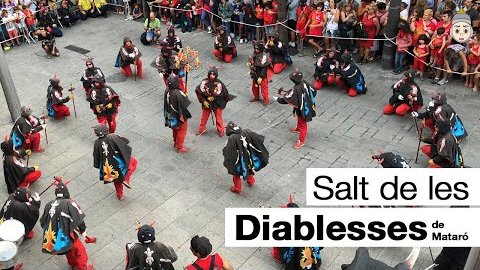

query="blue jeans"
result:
[395,52,406,72]
[223,21,231,34]
[201,10,210,28]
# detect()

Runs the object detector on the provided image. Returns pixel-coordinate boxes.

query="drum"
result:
[0,220,25,246]
[0,241,18,269]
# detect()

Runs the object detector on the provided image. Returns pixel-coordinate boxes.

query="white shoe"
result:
[437,78,449,85]
[230,33,235,38]
[240,39,244,44]
[289,42,295,47]
[207,26,212,33]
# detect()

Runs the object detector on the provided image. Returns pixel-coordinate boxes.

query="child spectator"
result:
[393,20,412,74]
[242,3,255,43]
[466,33,480,88]
[181,3,193,33]
[296,0,311,47]
[428,27,447,83]
[1,9,20,46]
[14,5,30,43]
[324,0,339,49]
[413,34,430,80]
[22,4,36,38]
[132,2,143,19]
[263,0,277,37]
[306,2,326,58]
[192,0,201,29]
[255,1,265,41]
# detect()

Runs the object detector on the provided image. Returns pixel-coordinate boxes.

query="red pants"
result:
[421,145,433,158]
[252,79,269,103]
[314,75,347,90]
[97,114,117,133]
[293,116,308,143]
[383,103,421,116]
[348,88,358,97]
[272,247,282,262]
[413,57,427,72]
[65,235,90,270]
[213,49,233,63]
[232,174,255,193]
[173,121,188,150]
[198,108,224,133]
[52,104,70,119]
[19,170,42,187]
[23,133,41,152]
[122,59,143,78]
[113,156,137,198]
[272,63,287,74]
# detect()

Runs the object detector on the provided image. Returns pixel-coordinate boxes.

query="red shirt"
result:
[186,253,224,270]
[296,5,311,26]
[263,7,277,24]
[436,21,452,34]
[255,5,264,20]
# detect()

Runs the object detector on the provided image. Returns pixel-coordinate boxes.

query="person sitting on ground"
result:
[37,26,59,56]
[132,3,142,19]
[91,0,108,18]
[58,0,79,26]
[77,0,93,20]
[144,12,161,45]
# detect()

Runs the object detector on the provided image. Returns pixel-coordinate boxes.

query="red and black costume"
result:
[162,27,183,53]
[413,92,467,140]
[1,140,42,194]
[10,107,44,152]
[249,41,271,106]
[0,187,40,239]
[40,183,94,270]
[276,70,317,149]
[93,124,137,200]
[420,120,464,168]
[164,75,192,153]
[46,78,71,119]
[117,37,143,79]
[125,224,178,270]
[333,53,368,97]
[265,32,288,75]
[372,151,410,168]
[87,79,121,134]
[195,67,229,137]
[213,25,237,63]
[153,47,186,91]
[80,59,105,95]
[384,70,423,116]
[313,49,344,90]
[223,122,269,194]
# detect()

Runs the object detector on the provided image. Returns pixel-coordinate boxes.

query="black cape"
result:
[46,86,70,118]
[214,33,237,56]
[314,54,340,81]
[223,129,269,179]
[388,79,423,107]
[164,87,192,129]
[93,134,132,184]
[86,85,120,116]
[249,52,271,80]
[334,62,367,94]
[434,247,471,270]
[125,242,178,270]
[3,155,35,193]
[80,67,106,86]
[0,192,40,232]
[40,197,86,255]
[377,152,410,168]
[118,45,142,67]
[281,247,322,270]
[195,78,230,110]
[280,81,317,122]
[265,41,287,64]
[433,132,461,168]
[10,116,43,149]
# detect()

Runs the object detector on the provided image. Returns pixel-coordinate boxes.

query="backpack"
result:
[451,114,468,140]
[191,255,220,270]
[141,19,152,46]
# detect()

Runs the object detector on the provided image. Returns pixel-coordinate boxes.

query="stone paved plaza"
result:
[0,15,479,270]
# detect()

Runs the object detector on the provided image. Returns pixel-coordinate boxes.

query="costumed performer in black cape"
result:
[0,186,40,239]
[223,121,269,194]
[93,124,137,201]
[333,53,367,97]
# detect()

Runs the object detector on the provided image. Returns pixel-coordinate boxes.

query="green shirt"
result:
[144,18,161,30]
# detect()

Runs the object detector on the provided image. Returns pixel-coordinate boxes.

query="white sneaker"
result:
[207,26,212,33]
[289,42,295,47]
[230,33,235,38]
[240,39,244,44]
[437,78,449,85]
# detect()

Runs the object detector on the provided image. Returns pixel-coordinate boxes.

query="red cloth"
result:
[359,14,376,48]
[173,121,188,150]
[296,116,307,143]
[383,103,422,116]
[198,108,224,134]
[421,145,433,158]
[121,59,143,78]
[314,80,323,90]
[467,44,480,65]
[252,79,269,103]
[97,114,117,133]
[113,156,137,198]
[255,5,264,20]
[348,88,358,97]
[66,235,90,270]
[272,63,286,74]
[52,104,71,119]
[430,33,447,58]
[308,10,324,36]
[424,117,435,131]
[296,6,311,30]
[232,175,255,193]
[213,49,233,63]
[186,253,224,270]
[413,56,427,72]
[263,8,277,25]
[435,21,452,33]
[272,247,282,262]
[23,132,41,152]
[412,19,435,45]
[20,170,41,187]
